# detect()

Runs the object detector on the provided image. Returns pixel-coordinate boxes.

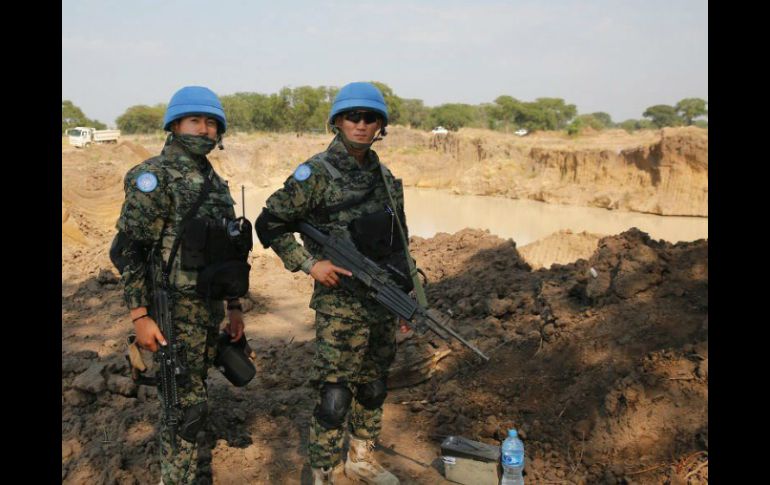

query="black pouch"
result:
[181,218,209,270]
[349,209,412,292]
[214,331,256,387]
[348,209,404,260]
[196,260,251,300]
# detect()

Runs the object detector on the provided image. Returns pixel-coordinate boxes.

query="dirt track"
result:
[61,130,707,484]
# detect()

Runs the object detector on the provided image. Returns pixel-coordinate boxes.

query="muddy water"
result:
[242,186,707,247]
[402,188,707,245]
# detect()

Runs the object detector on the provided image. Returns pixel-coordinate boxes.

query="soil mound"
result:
[62,228,707,484]
[398,228,708,483]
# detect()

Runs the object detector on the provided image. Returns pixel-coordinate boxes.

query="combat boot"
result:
[344,435,399,484]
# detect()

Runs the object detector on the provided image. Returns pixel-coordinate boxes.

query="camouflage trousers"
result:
[308,311,398,468]
[157,296,222,485]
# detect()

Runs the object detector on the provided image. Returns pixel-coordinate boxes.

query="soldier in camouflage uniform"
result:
[256,82,403,484]
[115,86,245,485]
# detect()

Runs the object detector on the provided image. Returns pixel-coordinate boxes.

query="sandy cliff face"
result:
[384,126,708,216]
[526,127,708,215]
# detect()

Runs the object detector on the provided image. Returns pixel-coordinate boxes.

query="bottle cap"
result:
[508,429,518,437]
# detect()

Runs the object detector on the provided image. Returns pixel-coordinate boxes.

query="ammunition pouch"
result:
[181,216,253,300]
[349,210,413,292]
[214,331,256,387]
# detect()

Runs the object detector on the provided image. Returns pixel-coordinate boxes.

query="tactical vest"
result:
[313,159,413,292]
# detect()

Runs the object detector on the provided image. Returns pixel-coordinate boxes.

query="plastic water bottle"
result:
[501,429,525,485]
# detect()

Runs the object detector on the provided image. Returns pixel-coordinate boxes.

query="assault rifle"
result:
[150,253,188,453]
[296,222,489,361]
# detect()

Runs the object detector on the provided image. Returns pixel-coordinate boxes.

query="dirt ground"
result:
[62,130,707,484]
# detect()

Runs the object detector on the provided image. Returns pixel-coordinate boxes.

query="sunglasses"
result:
[342,111,381,124]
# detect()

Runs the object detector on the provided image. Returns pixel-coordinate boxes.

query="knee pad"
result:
[355,379,387,410]
[177,401,208,443]
[314,382,353,430]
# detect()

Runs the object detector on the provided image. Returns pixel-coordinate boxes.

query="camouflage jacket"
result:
[266,136,407,321]
[116,139,236,310]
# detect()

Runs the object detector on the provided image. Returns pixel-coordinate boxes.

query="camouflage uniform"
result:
[265,136,407,468]
[116,137,236,484]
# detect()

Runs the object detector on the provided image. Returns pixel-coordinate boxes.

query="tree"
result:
[62,100,106,133]
[589,112,613,128]
[116,104,166,134]
[675,98,707,125]
[428,104,476,131]
[221,93,257,132]
[489,95,525,131]
[618,118,657,132]
[285,86,331,133]
[530,98,577,130]
[573,114,605,131]
[253,92,291,131]
[400,98,430,129]
[618,119,640,132]
[489,96,577,131]
[642,105,683,128]
[638,119,655,129]
[566,117,583,136]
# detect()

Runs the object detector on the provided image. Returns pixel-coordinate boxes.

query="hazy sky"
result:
[62,0,707,128]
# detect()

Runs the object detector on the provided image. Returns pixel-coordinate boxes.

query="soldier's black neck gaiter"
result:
[173,134,218,156]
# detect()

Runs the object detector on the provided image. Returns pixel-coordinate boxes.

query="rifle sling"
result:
[162,166,215,285]
[378,164,428,307]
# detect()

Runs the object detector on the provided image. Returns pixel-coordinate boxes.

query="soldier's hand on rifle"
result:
[310,259,352,288]
[130,307,167,352]
[225,309,244,342]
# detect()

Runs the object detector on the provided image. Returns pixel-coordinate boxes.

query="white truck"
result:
[431,126,449,135]
[67,127,121,148]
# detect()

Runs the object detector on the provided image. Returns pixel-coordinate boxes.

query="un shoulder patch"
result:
[136,172,158,193]
[293,163,312,182]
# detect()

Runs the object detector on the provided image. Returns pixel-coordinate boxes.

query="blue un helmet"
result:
[163,86,227,133]
[329,82,388,127]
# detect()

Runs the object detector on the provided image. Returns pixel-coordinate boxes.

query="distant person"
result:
[255,82,407,484]
[112,86,251,484]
